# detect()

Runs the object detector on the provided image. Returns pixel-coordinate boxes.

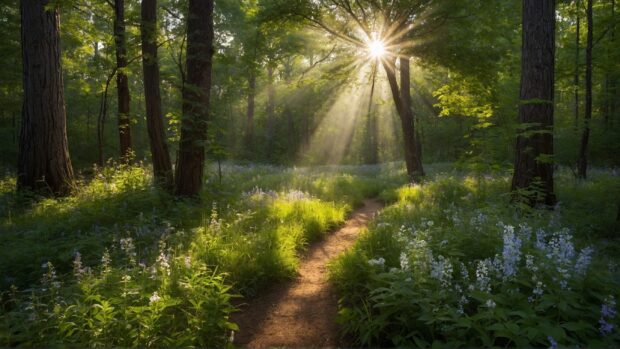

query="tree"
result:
[578,0,594,178]
[18,0,74,195]
[113,0,132,161]
[511,0,556,206]
[174,0,214,196]
[141,0,174,189]
[574,0,581,128]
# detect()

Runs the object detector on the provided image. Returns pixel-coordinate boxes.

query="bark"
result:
[18,0,74,195]
[578,0,593,179]
[511,0,556,206]
[174,0,214,196]
[381,55,424,179]
[114,0,132,161]
[574,0,581,128]
[266,64,276,147]
[245,73,255,147]
[141,0,173,190]
[608,0,617,126]
[365,61,378,164]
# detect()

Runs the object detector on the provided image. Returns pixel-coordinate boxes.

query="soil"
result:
[230,199,382,348]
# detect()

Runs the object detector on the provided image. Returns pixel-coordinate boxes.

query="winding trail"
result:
[231,199,382,348]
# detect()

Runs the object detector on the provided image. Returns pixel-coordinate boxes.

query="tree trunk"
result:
[266,64,276,152]
[141,0,173,190]
[381,55,424,179]
[174,0,214,196]
[511,0,556,206]
[574,0,581,129]
[18,0,74,195]
[245,72,255,147]
[608,0,617,126]
[365,61,379,164]
[114,0,132,161]
[578,0,593,179]
[400,57,424,175]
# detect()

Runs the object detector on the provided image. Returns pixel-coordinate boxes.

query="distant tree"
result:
[574,0,581,128]
[113,0,132,161]
[175,0,214,196]
[141,0,174,190]
[578,0,594,178]
[511,0,556,206]
[18,0,74,195]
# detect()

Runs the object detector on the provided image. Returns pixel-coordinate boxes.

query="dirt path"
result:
[231,199,382,348]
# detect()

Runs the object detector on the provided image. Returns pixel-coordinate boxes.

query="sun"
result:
[368,39,386,58]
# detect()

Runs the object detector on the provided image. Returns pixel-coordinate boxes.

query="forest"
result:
[0,0,619,347]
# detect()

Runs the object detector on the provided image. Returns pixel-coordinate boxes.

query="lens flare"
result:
[368,40,386,58]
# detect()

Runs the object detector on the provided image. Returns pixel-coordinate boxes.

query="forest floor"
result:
[230,199,383,348]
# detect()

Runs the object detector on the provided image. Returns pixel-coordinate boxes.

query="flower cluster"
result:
[368,257,385,267]
[430,255,453,287]
[120,237,137,265]
[599,296,617,336]
[501,225,522,278]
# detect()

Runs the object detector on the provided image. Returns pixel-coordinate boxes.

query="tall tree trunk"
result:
[578,0,593,179]
[245,73,255,148]
[574,0,581,128]
[114,0,132,161]
[365,61,379,164]
[266,64,276,151]
[400,57,424,175]
[511,0,556,206]
[141,0,173,190]
[381,55,424,179]
[174,0,214,196]
[18,0,74,195]
[609,0,617,126]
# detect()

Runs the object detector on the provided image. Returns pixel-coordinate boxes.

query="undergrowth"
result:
[331,167,620,348]
[0,161,397,346]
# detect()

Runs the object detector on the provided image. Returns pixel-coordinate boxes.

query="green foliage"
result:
[331,166,620,347]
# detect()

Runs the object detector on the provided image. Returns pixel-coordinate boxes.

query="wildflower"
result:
[546,229,575,266]
[574,246,594,276]
[284,189,311,201]
[368,257,385,267]
[120,237,137,265]
[547,336,558,349]
[430,255,453,288]
[41,262,60,290]
[599,296,616,336]
[157,250,171,276]
[399,253,410,271]
[525,254,537,272]
[101,248,112,274]
[501,226,522,278]
[149,291,161,304]
[73,252,87,278]
[518,223,532,241]
[485,299,496,309]
[535,229,547,251]
[184,255,192,268]
[476,259,492,293]
[599,319,614,336]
